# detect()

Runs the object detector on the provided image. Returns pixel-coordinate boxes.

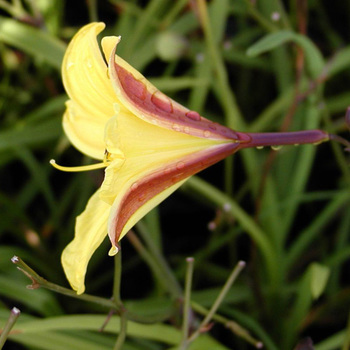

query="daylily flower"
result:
[54,22,337,294]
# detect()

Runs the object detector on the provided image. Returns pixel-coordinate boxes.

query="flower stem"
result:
[240,129,330,149]
[196,0,244,129]
[11,256,116,309]
[187,261,246,343]
[0,307,21,349]
[191,302,263,348]
[180,257,195,349]
[11,256,173,324]
[113,311,128,350]
[112,249,122,306]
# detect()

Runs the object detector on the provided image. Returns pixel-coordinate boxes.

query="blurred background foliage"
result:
[1,0,350,349]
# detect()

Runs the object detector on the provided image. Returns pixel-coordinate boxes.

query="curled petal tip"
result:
[108,245,119,256]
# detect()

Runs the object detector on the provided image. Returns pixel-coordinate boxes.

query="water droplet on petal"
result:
[85,58,93,68]
[66,61,75,69]
[172,123,181,132]
[203,130,211,138]
[208,123,217,131]
[176,161,185,170]
[256,146,264,150]
[151,91,173,113]
[271,145,282,151]
[186,110,201,121]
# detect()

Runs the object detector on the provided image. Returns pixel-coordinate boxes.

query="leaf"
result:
[6,314,230,349]
[247,30,325,78]
[0,275,63,316]
[0,117,62,152]
[0,16,65,69]
[310,263,330,300]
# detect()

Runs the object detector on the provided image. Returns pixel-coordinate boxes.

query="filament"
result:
[50,159,108,172]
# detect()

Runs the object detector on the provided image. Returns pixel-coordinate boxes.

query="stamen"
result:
[50,159,108,172]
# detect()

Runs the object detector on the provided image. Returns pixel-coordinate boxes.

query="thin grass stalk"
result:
[0,307,20,350]
[187,261,246,343]
[180,257,195,349]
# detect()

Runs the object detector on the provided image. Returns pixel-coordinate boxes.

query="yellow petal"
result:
[62,22,127,159]
[101,35,120,64]
[63,102,105,160]
[61,190,110,294]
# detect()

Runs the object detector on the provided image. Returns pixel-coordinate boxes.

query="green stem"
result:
[0,307,20,350]
[191,302,262,348]
[113,311,128,350]
[11,256,173,324]
[243,0,280,32]
[12,256,116,309]
[180,257,195,349]
[196,0,244,129]
[86,0,98,22]
[0,0,25,18]
[188,261,246,343]
[112,250,122,305]
[159,0,188,29]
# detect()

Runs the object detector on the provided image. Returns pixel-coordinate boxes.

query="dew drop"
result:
[203,130,211,138]
[176,161,185,170]
[256,146,264,150]
[271,11,280,21]
[66,61,75,70]
[151,91,173,113]
[223,203,231,212]
[172,123,181,132]
[85,58,93,68]
[208,123,217,131]
[131,182,138,191]
[186,110,201,121]
[271,145,282,151]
